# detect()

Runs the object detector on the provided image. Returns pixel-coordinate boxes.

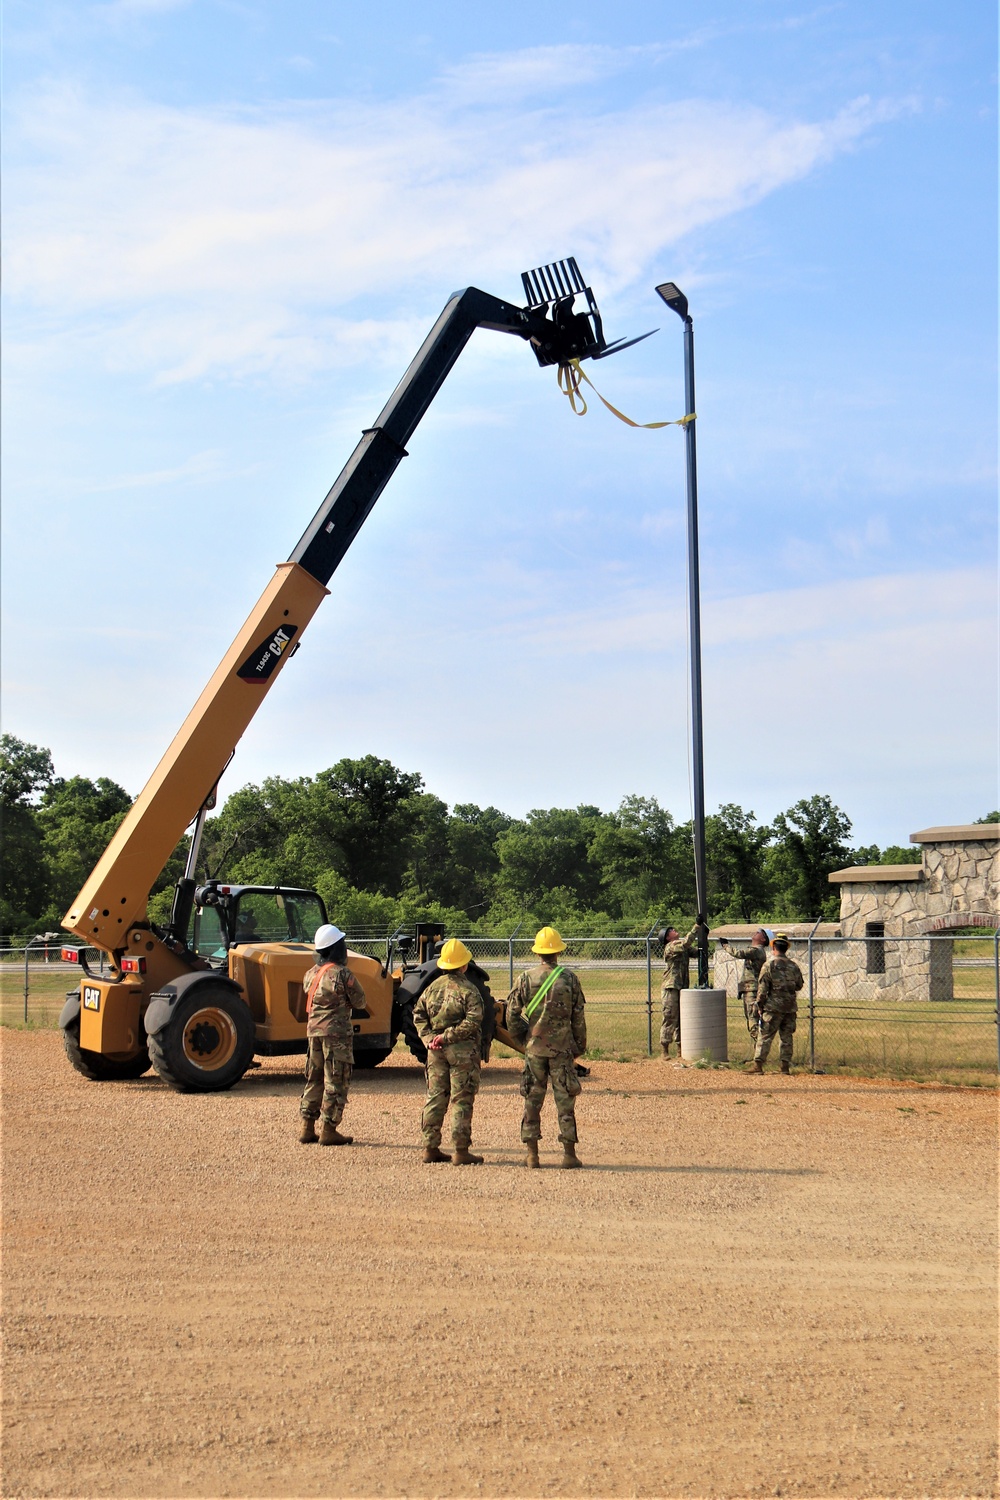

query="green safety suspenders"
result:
[523,965,564,1021]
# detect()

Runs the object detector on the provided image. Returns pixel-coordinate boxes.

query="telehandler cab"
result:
[58,260,652,1091]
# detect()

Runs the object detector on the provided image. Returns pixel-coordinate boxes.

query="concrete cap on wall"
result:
[828,865,926,883]
[909,825,999,843]
[710,922,842,938]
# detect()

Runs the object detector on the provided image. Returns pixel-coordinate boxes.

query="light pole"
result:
[656,281,709,985]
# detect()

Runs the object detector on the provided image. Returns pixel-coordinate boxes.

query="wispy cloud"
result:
[488,564,996,658]
[79,449,229,492]
[4,52,917,382]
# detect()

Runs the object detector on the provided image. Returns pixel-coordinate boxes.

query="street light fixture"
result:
[656,280,709,986]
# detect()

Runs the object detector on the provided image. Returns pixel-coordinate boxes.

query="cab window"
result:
[191,904,227,960]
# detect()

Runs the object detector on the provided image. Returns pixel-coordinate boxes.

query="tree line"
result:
[9,733,988,941]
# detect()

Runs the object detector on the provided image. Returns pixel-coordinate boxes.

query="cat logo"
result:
[237,624,299,683]
[83,986,101,1012]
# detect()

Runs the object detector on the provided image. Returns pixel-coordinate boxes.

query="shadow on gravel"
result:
[582,1163,822,1175]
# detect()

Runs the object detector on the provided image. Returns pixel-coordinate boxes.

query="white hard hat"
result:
[314,923,346,951]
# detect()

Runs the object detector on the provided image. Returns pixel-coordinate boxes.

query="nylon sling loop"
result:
[305,962,337,1017]
[557,357,696,430]
[524,965,565,1021]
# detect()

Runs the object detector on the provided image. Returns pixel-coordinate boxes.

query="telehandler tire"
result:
[62,1017,151,1081]
[148,986,255,1092]
[352,1047,393,1070]
[390,996,428,1064]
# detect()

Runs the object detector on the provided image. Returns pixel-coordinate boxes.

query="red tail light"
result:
[61,947,81,964]
[121,955,147,975]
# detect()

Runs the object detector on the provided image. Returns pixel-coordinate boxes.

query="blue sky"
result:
[2,0,996,847]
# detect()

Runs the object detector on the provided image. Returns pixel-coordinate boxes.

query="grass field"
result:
[6,959,997,1086]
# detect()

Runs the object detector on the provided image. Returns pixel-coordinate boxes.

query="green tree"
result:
[975,811,1000,824]
[445,804,514,914]
[495,806,606,913]
[705,803,772,921]
[0,735,54,930]
[38,775,132,916]
[589,795,692,923]
[768,795,853,920]
[315,756,424,893]
[878,844,922,865]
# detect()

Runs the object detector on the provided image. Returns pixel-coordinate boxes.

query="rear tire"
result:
[352,1047,393,1070]
[148,986,255,1092]
[62,1018,151,1081]
[390,997,428,1063]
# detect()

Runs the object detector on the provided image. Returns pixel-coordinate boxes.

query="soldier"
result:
[751,933,804,1075]
[414,938,484,1166]
[718,927,770,1044]
[299,923,368,1145]
[659,922,700,1057]
[505,926,587,1170]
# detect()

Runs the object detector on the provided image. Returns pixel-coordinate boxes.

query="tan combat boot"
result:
[525,1142,540,1169]
[660,1043,671,1059]
[299,1117,318,1144]
[750,1060,764,1074]
[319,1122,353,1146]
[452,1147,484,1166]
[560,1142,583,1169]
[422,1146,451,1163]
[780,1061,791,1074]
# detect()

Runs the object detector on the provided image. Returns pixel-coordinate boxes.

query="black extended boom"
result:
[290,262,653,587]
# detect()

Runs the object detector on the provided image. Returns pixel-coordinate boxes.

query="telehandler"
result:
[58,260,652,1091]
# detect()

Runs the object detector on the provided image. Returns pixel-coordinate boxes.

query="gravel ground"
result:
[2,1031,997,1499]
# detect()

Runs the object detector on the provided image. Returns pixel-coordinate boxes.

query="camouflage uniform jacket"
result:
[756,955,804,1013]
[506,964,587,1059]
[414,973,483,1048]
[732,944,768,996]
[661,926,699,990]
[304,961,367,1044]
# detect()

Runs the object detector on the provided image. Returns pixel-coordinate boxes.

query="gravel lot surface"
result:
[2,1030,997,1499]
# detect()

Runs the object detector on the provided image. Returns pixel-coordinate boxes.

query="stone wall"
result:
[826,825,998,1002]
[712,828,998,1005]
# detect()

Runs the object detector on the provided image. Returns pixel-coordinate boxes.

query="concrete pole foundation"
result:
[679,989,728,1063]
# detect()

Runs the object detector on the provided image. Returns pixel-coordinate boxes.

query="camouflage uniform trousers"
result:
[754,1007,796,1065]
[740,987,759,1044]
[520,1053,582,1145]
[300,1039,353,1126]
[660,985,680,1047]
[421,1042,480,1150]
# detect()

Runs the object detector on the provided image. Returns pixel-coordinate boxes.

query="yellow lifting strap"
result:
[557,357,696,430]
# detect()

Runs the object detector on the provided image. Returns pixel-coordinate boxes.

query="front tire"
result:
[148,987,255,1092]
[62,1018,151,1081]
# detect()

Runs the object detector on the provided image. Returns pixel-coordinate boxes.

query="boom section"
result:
[63,288,532,951]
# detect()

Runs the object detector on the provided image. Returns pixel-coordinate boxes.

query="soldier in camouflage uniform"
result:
[659,924,700,1057]
[751,934,804,1074]
[719,928,770,1044]
[414,939,484,1166]
[505,926,587,1170]
[299,924,368,1145]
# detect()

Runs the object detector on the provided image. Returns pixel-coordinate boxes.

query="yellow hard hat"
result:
[437,938,472,971]
[531,925,566,955]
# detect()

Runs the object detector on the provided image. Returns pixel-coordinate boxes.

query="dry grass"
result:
[5,959,997,1086]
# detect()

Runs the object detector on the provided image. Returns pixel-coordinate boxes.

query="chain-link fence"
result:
[5,931,998,1083]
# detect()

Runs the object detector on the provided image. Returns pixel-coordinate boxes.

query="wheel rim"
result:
[181,1006,238,1071]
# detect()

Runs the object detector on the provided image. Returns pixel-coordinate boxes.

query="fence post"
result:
[807,915,821,1072]
[23,942,31,1023]
[646,935,653,1055]
[508,918,525,993]
[994,927,1000,1075]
